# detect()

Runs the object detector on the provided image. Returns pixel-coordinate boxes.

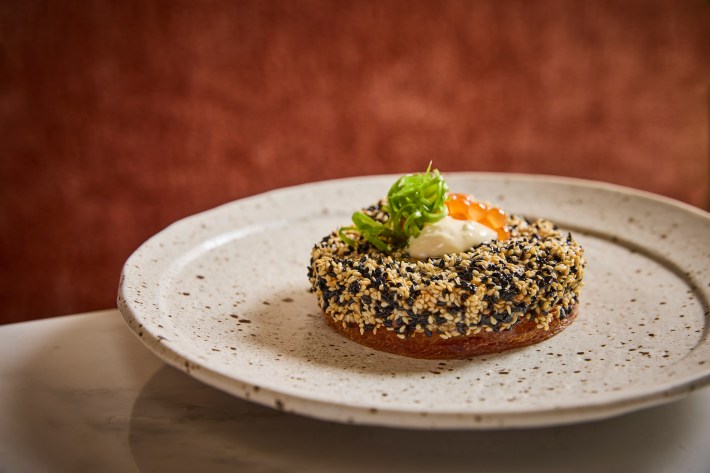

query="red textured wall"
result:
[1,1,708,324]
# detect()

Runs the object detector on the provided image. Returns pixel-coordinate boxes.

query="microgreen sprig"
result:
[339,163,449,253]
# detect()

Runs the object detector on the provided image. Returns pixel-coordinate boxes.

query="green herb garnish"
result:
[339,163,449,253]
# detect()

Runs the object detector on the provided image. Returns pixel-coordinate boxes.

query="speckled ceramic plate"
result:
[118,173,710,429]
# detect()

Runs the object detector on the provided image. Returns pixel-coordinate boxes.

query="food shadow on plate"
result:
[244,285,496,376]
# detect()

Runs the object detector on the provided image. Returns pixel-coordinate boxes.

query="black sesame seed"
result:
[447,306,462,315]
[500,288,518,301]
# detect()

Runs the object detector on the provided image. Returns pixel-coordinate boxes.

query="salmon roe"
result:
[445,193,510,240]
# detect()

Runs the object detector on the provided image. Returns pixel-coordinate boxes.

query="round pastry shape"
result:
[307,202,586,359]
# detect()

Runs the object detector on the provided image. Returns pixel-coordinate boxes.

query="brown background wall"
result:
[1,0,708,324]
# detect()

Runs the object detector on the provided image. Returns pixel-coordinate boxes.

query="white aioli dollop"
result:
[407,216,497,259]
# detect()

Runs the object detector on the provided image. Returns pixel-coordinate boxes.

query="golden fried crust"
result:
[324,305,578,359]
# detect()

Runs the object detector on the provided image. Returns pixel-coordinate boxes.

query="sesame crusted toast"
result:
[307,204,585,359]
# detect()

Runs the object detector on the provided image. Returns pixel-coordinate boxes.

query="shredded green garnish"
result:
[338,163,449,253]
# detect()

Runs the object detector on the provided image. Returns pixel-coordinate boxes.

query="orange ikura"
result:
[444,193,511,240]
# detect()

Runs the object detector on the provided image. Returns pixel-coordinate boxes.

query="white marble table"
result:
[1,309,710,473]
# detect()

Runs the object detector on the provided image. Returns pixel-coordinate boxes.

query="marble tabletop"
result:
[1,309,709,473]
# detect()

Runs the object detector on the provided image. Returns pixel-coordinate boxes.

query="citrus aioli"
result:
[407,216,497,259]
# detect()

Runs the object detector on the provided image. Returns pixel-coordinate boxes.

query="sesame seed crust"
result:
[307,202,586,358]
